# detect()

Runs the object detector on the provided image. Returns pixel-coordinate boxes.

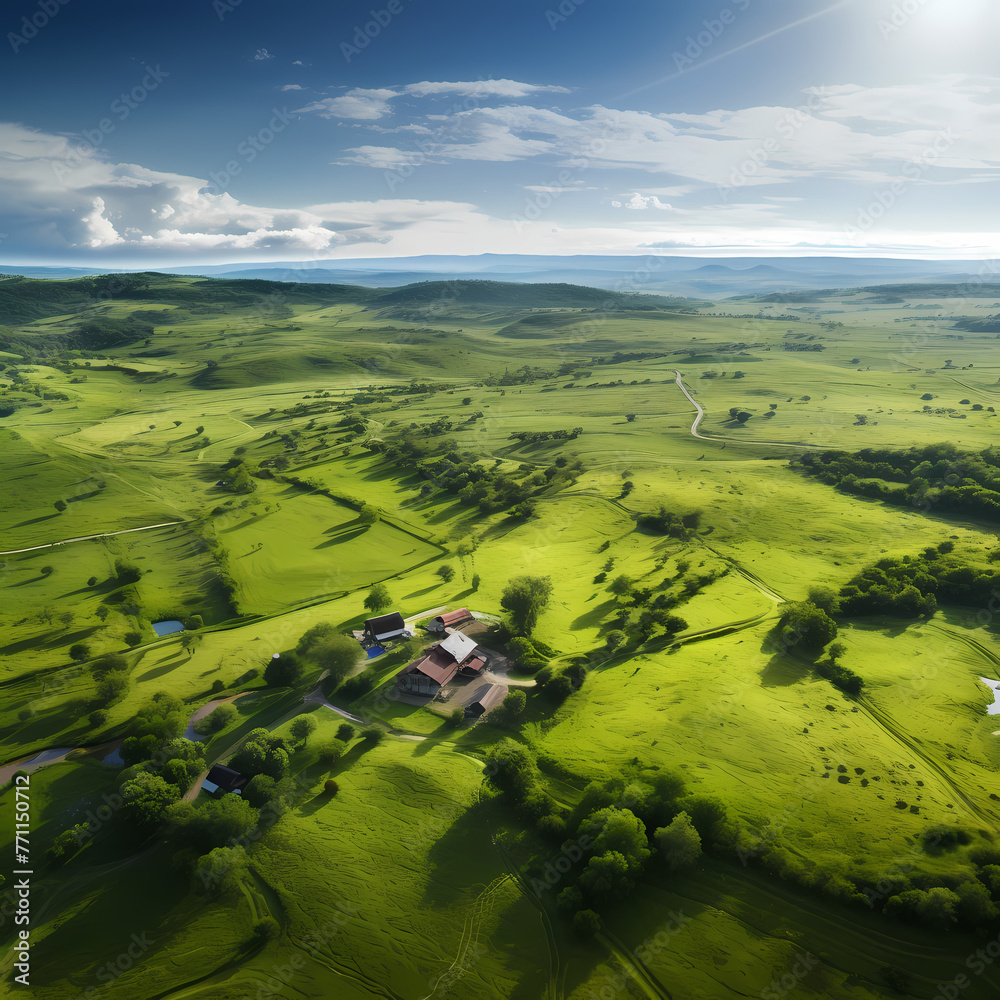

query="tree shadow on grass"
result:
[570,598,616,632]
[314,526,368,549]
[136,654,187,683]
[11,512,60,529]
[298,786,340,816]
[760,654,809,687]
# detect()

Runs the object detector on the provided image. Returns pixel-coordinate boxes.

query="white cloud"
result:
[621,193,672,210]
[295,88,398,120]
[254,48,274,61]
[280,84,304,92]
[402,79,570,98]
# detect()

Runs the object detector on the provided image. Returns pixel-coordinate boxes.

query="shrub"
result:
[324,779,340,795]
[361,725,384,744]
[336,723,355,742]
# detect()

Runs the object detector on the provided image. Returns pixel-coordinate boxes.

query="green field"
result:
[3,272,1000,999]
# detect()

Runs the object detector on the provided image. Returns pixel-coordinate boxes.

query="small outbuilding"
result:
[428,608,474,632]
[363,611,407,643]
[201,764,250,796]
[465,683,508,718]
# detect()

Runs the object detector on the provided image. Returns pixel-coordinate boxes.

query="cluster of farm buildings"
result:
[360,608,508,716]
[200,607,507,799]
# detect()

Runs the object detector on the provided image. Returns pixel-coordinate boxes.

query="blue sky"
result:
[1,0,999,264]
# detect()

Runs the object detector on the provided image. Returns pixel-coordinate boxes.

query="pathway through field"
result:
[0,520,186,555]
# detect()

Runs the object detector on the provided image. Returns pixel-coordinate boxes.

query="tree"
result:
[483,738,536,801]
[311,634,360,687]
[625,413,636,422]
[501,575,553,635]
[736,411,751,423]
[471,573,481,592]
[579,807,651,873]
[654,812,702,872]
[437,564,455,583]
[776,601,838,653]
[87,576,98,587]
[491,688,526,725]
[317,741,344,767]
[54,499,67,512]
[196,425,205,434]
[69,642,90,662]
[264,652,303,688]
[195,845,248,896]
[120,771,181,832]
[462,397,473,405]
[361,725,384,744]
[573,909,602,938]
[363,582,392,615]
[290,715,317,746]
[580,851,634,904]
[358,504,379,525]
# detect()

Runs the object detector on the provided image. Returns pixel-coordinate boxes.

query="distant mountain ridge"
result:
[3,254,998,298]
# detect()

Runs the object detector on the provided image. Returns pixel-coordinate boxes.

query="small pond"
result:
[152,620,185,636]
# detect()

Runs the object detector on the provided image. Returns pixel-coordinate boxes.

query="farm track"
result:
[0,519,187,555]
[596,928,673,1000]
[491,833,563,1000]
[672,370,837,451]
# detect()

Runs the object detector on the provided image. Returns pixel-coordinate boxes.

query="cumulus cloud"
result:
[294,88,398,120]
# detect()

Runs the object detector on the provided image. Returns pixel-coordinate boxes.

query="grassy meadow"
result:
[2,272,1000,998]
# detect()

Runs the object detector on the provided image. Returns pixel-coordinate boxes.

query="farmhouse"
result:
[397,631,488,696]
[363,611,408,643]
[201,764,249,796]
[428,608,474,632]
[465,683,507,718]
